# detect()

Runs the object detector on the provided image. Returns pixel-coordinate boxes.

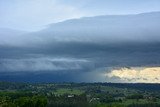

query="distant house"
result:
[68,94,74,98]
[89,98,100,103]
[144,95,156,101]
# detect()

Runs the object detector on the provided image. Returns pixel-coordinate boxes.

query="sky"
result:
[0,0,160,83]
[1,0,160,31]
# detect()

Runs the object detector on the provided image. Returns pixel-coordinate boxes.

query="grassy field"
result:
[54,88,84,95]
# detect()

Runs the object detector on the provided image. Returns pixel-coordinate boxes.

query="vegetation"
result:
[0,82,160,107]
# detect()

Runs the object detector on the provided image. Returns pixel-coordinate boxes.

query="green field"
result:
[54,88,84,95]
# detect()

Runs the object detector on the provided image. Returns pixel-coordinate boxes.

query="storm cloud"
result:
[1,12,160,82]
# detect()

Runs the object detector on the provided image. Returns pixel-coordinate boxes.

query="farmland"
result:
[0,82,160,107]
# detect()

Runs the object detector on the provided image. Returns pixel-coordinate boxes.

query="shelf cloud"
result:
[0,11,160,82]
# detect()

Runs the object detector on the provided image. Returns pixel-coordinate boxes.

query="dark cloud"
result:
[0,12,160,82]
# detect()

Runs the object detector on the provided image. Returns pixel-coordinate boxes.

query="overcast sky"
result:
[1,0,160,31]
